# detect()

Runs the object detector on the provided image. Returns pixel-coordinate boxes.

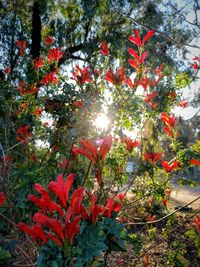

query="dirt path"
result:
[170,185,200,209]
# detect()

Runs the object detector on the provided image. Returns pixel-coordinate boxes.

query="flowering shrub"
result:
[0,26,199,266]
[17,173,126,265]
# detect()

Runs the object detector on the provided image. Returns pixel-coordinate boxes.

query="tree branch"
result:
[117,10,200,49]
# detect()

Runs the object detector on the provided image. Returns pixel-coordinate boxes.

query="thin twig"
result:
[125,195,200,225]
[117,10,200,49]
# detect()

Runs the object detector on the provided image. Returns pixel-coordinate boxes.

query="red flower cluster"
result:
[161,112,176,137]
[47,48,64,63]
[128,29,155,48]
[72,101,84,109]
[18,174,82,246]
[121,137,139,152]
[16,40,26,56]
[179,100,188,108]
[144,151,162,165]
[81,194,124,223]
[192,215,200,231]
[128,48,147,71]
[100,41,109,56]
[191,56,200,71]
[161,160,179,172]
[33,108,43,117]
[128,29,154,71]
[45,36,55,46]
[72,66,92,85]
[17,174,124,247]
[0,192,7,206]
[40,71,58,85]
[72,136,112,185]
[34,57,44,69]
[72,136,112,164]
[105,67,133,89]
[17,81,39,95]
[16,125,32,143]
[144,91,158,109]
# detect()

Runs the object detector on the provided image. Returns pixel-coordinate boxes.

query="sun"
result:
[95,114,110,130]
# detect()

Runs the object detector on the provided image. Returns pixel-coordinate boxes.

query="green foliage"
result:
[76,222,107,266]
[128,233,142,256]
[103,218,127,252]
[167,240,190,267]
[0,246,11,265]
[185,229,200,257]
[37,241,63,267]
[175,73,191,89]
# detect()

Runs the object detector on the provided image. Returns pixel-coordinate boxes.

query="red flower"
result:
[128,59,140,71]
[71,187,84,215]
[16,40,26,56]
[40,72,58,85]
[96,168,101,186]
[34,208,81,245]
[144,91,158,109]
[72,136,112,164]
[128,29,155,47]
[161,160,179,172]
[72,65,92,84]
[162,199,167,207]
[144,151,162,164]
[192,215,200,231]
[121,137,139,152]
[161,112,177,137]
[48,233,62,246]
[33,212,65,241]
[16,125,32,143]
[163,126,172,137]
[168,91,177,99]
[47,48,64,63]
[105,67,132,88]
[72,101,84,109]
[99,135,113,161]
[191,62,199,71]
[190,159,200,166]
[33,108,43,117]
[146,214,156,222]
[128,48,148,64]
[58,159,69,169]
[81,195,104,223]
[100,41,109,56]
[165,189,171,197]
[0,192,6,206]
[17,222,47,244]
[17,81,39,95]
[161,112,176,128]
[103,197,123,218]
[34,57,44,69]
[45,36,55,46]
[48,174,76,207]
[192,56,200,61]
[179,100,188,108]
[64,212,81,244]
[3,67,11,74]
[27,184,64,217]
